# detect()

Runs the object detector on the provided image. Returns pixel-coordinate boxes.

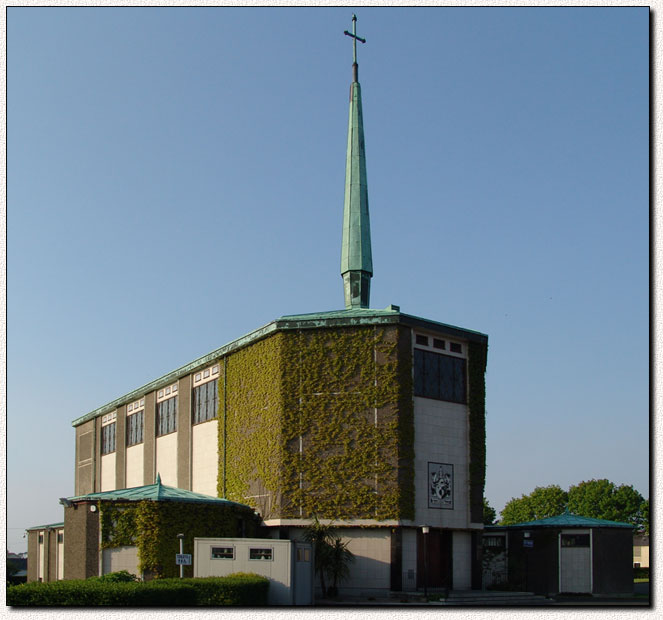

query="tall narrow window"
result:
[156,396,178,436]
[192,378,218,424]
[126,410,144,446]
[101,422,116,454]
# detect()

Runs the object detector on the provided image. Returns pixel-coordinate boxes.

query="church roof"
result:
[72,305,488,427]
[65,474,250,509]
[487,510,634,530]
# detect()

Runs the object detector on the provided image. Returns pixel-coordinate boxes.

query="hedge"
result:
[7,573,269,607]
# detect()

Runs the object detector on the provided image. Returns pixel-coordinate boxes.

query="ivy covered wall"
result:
[99,500,261,579]
[218,325,415,521]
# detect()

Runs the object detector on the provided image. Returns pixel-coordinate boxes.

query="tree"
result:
[567,479,645,527]
[499,485,568,525]
[639,499,649,535]
[483,497,497,525]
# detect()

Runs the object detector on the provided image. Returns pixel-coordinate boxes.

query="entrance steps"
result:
[442,590,551,605]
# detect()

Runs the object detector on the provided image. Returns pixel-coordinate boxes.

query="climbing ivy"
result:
[468,340,488,524]
[99,501,261,579]
[218,325,415,521]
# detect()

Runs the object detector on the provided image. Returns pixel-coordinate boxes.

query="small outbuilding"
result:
[483,511,634,597]
[194,537,314,605]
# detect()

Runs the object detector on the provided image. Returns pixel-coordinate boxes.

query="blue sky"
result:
[7,6,649,553]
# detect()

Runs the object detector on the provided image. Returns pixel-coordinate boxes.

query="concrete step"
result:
[443,590,550,605]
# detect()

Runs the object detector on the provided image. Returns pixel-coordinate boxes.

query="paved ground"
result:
[315,587,650,607]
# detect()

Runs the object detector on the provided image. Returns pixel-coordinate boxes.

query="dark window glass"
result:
[249,548,273,560]
[38,534,43,543]
[57,533,64,543]
[193,379,218,425]
[127,411,144,446]
[450,342,462,353]
[211,546,234,559]
[483,536,505,548]
[561,534,590,547]
[414,349,467,403]
[101,423,116,454]
[416,334,429,346]
[433,338,446,350]
[157,396,178,436]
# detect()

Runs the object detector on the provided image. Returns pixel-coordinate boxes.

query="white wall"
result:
[156,433,178,487]
[125,444,144,488]
[100,453,116,492]
[337,528,391,594]
[192,420,218,496]
[413,396,470,528]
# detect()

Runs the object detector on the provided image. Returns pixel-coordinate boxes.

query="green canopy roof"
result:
[489,510,634,529]
[66,474,251,510]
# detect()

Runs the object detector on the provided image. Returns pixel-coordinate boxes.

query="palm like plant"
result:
[326,537,355,597]
[302,515,335,597]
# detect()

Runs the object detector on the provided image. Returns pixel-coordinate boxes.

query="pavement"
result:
[314,587,650,607]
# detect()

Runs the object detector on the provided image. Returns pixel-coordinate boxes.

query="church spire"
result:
[341,14,373,309]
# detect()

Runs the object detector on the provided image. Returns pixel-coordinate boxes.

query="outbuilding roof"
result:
[487,510,634,530]
[26,522,65,531]
[65,474,252,510]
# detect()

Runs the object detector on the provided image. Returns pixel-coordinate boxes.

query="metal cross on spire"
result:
[344,14,366,82]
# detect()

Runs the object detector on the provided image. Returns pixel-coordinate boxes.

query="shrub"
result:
[6,573,269,607]
[87,570,139,583]
[174,573,269,605]
[634,567,649,580]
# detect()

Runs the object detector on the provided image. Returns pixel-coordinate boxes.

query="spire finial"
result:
[344,14,366,82]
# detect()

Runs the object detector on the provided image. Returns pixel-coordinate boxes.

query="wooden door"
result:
[417,529,452,589]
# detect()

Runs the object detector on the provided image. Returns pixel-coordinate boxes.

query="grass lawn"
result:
[634,578,649,583]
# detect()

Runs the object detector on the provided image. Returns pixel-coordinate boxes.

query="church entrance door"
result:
[416,528,452,590]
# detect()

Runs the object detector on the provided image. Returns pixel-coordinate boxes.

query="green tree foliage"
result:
[499,479,648,529]
[640,499,649,534]
[567,479,646,528]
[499,485,568,525]
[483,497,497,525]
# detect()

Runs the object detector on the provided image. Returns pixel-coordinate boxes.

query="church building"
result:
[30,17,488,596]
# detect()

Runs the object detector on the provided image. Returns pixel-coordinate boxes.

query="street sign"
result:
[176,553,192,565]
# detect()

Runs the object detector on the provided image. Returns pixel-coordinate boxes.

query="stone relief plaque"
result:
[428,462,454,509]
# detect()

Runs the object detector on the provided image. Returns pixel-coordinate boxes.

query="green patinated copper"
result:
[65,474,250,507]
[341,15,372,309]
